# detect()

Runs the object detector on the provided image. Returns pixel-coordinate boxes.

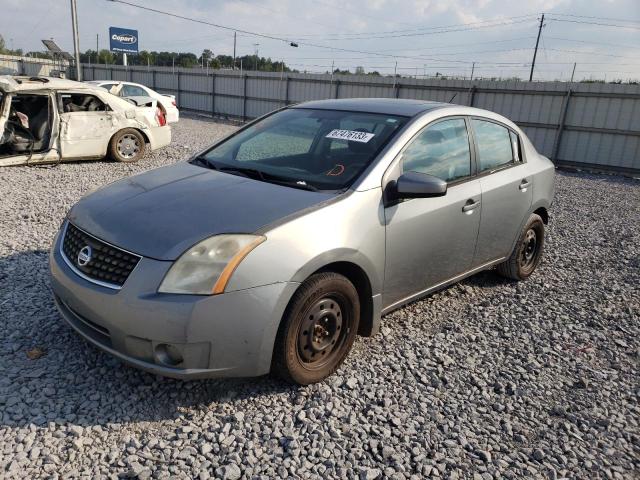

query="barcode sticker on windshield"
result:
[325,129,375,143]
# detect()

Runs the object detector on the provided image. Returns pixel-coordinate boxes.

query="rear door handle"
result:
[519,179,531,191]
[462,199,480,213]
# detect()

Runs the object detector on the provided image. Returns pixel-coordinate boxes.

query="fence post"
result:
[468,86,477,107]
[395,82,401,99]
[152,70,156,90]
[242,74,248,121]
[334,80,340,99]
[284,75,290,105]
[211,73,216,118]
[551,88,572,164]
[177,71,181,109]
[128,67,132,82]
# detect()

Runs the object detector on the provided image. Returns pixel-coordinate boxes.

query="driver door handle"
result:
[519,179,531,191]
[462,199,480,213]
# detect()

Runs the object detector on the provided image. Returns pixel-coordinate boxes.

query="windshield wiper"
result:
[218,166,266,182]
[267,178,319,192]
[197,159,320,192]
[219,166,320,191]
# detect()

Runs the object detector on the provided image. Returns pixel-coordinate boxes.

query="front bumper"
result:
[49,227,298,379]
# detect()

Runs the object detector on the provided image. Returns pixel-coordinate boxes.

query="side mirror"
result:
[393,171,447,199]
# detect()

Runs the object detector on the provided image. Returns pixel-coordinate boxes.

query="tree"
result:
[0,34,5,54]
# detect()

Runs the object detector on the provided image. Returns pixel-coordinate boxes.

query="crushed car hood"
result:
[68,162,337,260]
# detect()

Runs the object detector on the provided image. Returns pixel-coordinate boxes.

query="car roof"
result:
[292,98,449,117]
[0,75,104,93]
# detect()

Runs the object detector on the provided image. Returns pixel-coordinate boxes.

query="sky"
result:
[1,0,639,81]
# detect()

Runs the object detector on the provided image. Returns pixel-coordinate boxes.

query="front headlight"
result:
[158,234,265,295]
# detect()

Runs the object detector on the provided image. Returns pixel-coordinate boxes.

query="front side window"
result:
[199,108,408,190]
[472,119,514,172]
[401,118,471,182]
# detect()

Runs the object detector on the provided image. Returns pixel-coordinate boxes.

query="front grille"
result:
[61,222,141,288]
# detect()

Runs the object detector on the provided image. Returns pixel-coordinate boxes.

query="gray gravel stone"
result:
[0,116,638,479]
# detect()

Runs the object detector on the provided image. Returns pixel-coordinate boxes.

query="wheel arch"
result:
[533,206,549,224]
[108,127,150,148]
[285,250,382,338]
[312,261,376,337]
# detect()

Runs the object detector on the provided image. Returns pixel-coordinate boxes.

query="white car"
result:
[87,80,179,123]
[0,76,171,166]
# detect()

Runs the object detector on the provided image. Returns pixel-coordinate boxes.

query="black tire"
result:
[497,213,545,280]
[272,272,360,385]
[108,128,146,163]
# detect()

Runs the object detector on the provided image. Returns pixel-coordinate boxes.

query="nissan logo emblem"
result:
[77,246,92,266]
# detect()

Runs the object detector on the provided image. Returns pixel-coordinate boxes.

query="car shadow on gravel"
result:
[0,249,299,429]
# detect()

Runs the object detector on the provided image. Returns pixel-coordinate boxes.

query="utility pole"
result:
[96,34,99,57]
[70,0,82,80]
[570,62,577,83]
[529,13,545,82]
[470,62,475,81]
[233,32,237,70]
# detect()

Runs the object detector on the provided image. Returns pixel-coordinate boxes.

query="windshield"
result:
[196,108,408,190]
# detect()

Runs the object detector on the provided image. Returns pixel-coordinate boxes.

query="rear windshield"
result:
[197,108,408,190]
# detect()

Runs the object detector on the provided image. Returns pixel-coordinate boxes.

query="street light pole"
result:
[70,0,82,80]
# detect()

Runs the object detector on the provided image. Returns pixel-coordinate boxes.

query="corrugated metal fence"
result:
[3,54,639,174]
[86,64,639,174]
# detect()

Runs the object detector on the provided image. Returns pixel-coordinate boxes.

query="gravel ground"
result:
[0,115,638,479]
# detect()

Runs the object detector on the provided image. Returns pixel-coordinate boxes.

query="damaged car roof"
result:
[0,76,103,93]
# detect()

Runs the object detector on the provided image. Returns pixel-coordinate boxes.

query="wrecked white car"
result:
[0,76,171,166]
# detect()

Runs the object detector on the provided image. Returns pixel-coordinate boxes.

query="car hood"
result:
[68,162,337,260]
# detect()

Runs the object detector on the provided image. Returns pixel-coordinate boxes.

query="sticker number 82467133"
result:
[325,129,375,143]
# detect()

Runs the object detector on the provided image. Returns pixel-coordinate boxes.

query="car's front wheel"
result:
[272,272,360,385]
[109,128,146,163]
[497,213,545,280]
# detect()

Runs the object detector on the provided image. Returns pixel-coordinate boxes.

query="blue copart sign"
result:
[109,27,139,54]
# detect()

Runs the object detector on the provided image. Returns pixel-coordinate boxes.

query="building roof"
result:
[293,98,449,117]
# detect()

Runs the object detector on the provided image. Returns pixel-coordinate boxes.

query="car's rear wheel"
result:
[272,272,360,385]
[109,128,146,163]
[497,213,545,280]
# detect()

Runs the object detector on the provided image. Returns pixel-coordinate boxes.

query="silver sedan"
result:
[49,98,554,385]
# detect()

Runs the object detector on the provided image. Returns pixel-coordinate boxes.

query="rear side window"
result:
[60,93,107,112]
[121,84,147,97]
[99,83,117,92]
[472,119,514,172]
[401,118,471,182]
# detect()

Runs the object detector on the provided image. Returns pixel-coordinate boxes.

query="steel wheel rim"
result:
[117,134,140,159]
[520,228,538,269]
[297,296,348,370]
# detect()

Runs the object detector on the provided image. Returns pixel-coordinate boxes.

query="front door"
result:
[383,117,481,308]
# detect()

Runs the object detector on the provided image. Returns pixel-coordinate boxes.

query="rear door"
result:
[471,118,532,265]
[58,92,114,158]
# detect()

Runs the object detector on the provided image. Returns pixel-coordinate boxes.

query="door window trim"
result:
[468,116,526,178]
[384,115,478,189]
